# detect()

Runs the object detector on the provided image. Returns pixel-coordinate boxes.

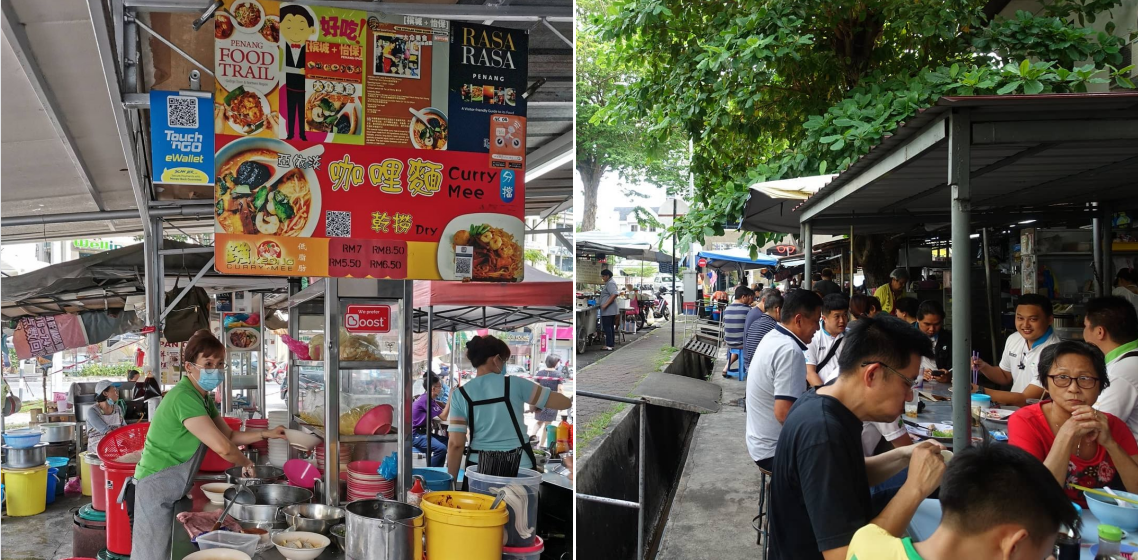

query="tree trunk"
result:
[853,234,900,290]
[578,162,602,232]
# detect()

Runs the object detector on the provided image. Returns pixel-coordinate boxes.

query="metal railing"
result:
[576,390,648,560]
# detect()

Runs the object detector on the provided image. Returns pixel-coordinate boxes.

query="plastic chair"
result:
[726,348,746,381]
[754,466,772,559]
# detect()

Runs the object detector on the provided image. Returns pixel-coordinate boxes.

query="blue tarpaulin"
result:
[697,248,778,269]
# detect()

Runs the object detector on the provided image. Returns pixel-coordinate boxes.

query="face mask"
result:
[193,365,224,391]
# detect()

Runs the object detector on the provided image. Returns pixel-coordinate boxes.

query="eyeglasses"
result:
[1047,374,1101,389]
[862,361,916,389]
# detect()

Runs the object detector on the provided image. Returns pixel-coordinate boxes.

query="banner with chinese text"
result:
[214,1,526,281]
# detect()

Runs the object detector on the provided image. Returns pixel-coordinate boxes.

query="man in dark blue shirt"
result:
[743,290,784,369]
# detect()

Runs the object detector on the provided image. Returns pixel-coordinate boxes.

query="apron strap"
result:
[459,376,536,470]
[500,376,537,469]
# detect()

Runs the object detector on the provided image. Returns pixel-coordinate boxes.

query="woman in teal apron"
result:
[446,336,573,482]
[130,330,288,560]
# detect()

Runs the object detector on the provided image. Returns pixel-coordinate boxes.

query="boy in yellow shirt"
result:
[847,444,1077,560]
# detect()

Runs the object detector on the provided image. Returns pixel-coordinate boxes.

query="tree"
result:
[576,0,689,232]
[597,0,1136,270]
[625,261,658,283]
[524,249,547,267]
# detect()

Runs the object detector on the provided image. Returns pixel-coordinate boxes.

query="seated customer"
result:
[1008,341,1138,505]
[742,290,784,369]
[893,297,919,327]
[1085,296,1138,443]
[971,294,1060,407]
[722,286,756,377]
[770,315,944,560]
[412,372,450,467]
[846,444,1079,560]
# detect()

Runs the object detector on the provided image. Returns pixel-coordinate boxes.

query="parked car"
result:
[652,275,677,291]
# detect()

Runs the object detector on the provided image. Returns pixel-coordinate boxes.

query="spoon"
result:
[489,489,507,511]
[408,107,443,135]
[1105,486,1132,508]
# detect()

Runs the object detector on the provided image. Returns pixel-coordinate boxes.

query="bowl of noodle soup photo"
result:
[214,137,322,238]
[437,213,525,282]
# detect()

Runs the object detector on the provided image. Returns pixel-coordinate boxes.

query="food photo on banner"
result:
[212,0,527,282]
[221,312,262,352]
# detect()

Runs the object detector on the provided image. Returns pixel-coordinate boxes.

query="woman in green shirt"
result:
[131,330,287,560]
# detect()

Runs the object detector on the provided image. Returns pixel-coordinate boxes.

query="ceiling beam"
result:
[123,0,572,22]
[526,130,573,181]
[2,0,106,211]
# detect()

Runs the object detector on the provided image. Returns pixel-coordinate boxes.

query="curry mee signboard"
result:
[213,0,527,281]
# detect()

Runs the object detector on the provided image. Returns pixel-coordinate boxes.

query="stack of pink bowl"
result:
[246,418,269,456]
[346,460,394,501]
[314,443,352,476]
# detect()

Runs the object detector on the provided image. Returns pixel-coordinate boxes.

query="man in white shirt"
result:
[1087,296,1138,442]
[806,294,849,387]
[971,294,1061,407]
[1114,268,1138,315]
[746,289,822,471]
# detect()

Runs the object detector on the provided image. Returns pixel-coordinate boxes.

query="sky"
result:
[574,170,668,225]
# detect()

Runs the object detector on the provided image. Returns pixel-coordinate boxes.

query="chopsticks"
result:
[971,351,979,388]
[1070,484,1138,506]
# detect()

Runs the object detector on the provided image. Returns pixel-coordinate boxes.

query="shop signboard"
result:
[213,1,526,281]
[160,340,184,386]
[150,90,215,186]
[344,304,391,333]
[766,244,799,256]
[221,312,262,352]
[496,331,531,344]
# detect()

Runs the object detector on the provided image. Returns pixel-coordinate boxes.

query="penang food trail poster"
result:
[213,0,528,282]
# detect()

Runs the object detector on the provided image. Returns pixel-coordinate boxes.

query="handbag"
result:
[162,276,210,343]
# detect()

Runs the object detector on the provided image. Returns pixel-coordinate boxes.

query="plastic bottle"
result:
[556,416,570,454]
[1095,524,1125,560]
[407,476,425,508]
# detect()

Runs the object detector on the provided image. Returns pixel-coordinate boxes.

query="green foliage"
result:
[524,249,548,266]
[69,363,136,378]
[625,261,658,280]
[596,0,1135,251]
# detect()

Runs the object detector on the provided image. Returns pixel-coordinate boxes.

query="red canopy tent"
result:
[411,265,572,332]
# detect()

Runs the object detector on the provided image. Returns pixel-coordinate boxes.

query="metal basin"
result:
[225,465,284,486]
[282,504,345,535]
[3,443,48,469]
[345,499,424,560]
[40,423,76,443]
[224,483,312,523]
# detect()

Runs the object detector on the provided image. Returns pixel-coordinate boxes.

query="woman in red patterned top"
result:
[1008,340,1138,505]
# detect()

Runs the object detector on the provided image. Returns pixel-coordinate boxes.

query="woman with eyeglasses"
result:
[1008,341,1138,505]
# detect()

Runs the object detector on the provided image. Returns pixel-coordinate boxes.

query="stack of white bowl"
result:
[266,410,291,467]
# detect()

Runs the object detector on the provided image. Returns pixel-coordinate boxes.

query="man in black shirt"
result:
[769,315,946,560]
[812,268,842,297]
[916,300,953,382]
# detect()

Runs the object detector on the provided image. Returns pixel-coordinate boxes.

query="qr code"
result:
[325,211,351,237]
[166,95,198,128]
[455,245,473,276]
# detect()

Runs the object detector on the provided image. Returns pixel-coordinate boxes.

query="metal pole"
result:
[949,109,973,452]
[672,198,677,347]
[637,402,646,560]
[287,280,300,429]
[1104,204,1114,291]
[1093,213,1105,296]
[803,221,813,291]
[426,306,433,469]
[324,278,341,506]
[149,218,164,380]
[257,293,266,416]
[850,225,855,297]
[982,229,998,364]
[400,280,415,501]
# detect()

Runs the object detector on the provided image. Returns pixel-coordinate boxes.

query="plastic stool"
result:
[726,348,746,380]
[754,466,772,558]
[683,302,698,316]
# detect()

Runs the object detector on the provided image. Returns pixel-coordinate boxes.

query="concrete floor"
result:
[656,351,762,560]
[1,491,89,560]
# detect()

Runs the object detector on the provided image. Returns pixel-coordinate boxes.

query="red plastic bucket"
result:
[199,417,243,472]
[90,464,107,512]
[104,463,136,556]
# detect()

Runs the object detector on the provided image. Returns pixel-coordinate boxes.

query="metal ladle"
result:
[211,480,253,532]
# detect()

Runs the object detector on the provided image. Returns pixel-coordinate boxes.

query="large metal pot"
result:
[75,402,96,424]
[225,465,284,486]
[40,422,76,443]
[3,442,49,468]
[345,499,424,560]
[224,483,312,523]
[282,504,345,534]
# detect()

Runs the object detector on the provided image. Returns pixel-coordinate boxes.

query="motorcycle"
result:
[653,287,671,320]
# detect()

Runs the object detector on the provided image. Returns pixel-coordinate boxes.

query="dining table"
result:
[902,381,1016,449]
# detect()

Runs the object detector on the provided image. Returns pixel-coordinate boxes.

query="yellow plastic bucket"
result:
[420,491,508,560]
[79,452,92,496]
[2,465,48,517]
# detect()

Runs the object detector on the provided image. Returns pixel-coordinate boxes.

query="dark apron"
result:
[458,376,536,486]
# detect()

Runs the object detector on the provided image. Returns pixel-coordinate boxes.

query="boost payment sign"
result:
[344,304,391,333]
[213,1,527,282]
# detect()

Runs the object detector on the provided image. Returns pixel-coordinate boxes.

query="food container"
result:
[3,430,43,449]
[466,466,542,547]
[242,527,271,547]
[224,484,312,524]
[345,499,423,560]
[329,524,346,552]
[225,465,284,486]
[196,530,260,557]
[272,530,331,560]
[281,504,345,534]
[201,483,233,505]
[183,549,251,560]
[40,423,76,443]
[503,536,545,560]
[3,443,49,469]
